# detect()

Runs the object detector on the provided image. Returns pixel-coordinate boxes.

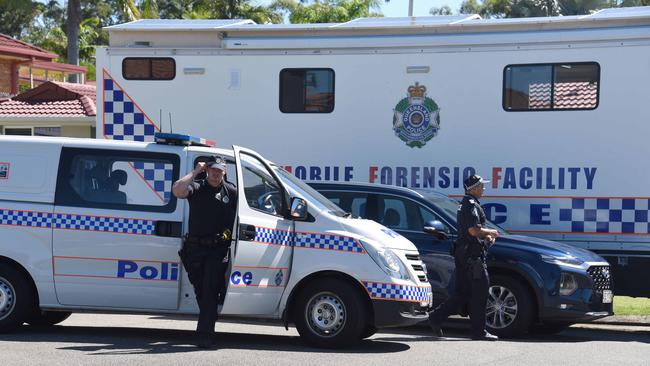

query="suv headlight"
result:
[361,240,411,281]
[559,272,578,296]
[541,254,584,269]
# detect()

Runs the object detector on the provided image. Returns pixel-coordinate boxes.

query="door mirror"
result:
[290,197,308,221]
[423,220,450,240]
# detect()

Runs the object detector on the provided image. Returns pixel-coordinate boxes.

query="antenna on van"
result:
[159,109,163,131]
[169,112,173,133]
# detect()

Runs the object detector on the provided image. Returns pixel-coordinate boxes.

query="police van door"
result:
[220,146,294,315]
[52,147,183,310]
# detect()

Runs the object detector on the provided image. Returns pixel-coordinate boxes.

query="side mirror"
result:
[423,220,450,241]
[290,197,308,221]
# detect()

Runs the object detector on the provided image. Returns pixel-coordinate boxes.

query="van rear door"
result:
[52,146,184,310]
[220,146,294,316]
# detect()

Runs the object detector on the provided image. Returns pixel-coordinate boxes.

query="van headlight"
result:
[541,254,584,269]
[559,272,578,296]
[361,240,411,281]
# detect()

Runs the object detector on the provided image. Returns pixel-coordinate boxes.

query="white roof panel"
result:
[105,19,256,31]
[588,6,650,18]
[335,15,480,28]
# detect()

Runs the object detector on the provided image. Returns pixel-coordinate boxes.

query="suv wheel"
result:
[294,278,366,348]
[485,275,534,338]
[0,263,34,333]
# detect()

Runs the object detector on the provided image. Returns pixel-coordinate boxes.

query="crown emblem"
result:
[407,82,426,98]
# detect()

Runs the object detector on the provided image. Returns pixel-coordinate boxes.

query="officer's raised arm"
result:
[172,162,206,199]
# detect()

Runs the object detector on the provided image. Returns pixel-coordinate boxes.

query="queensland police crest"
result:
[392,82,440,148]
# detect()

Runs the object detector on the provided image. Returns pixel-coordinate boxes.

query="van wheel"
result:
[294,278,365,348]
[0,263,34,333]
[485,275,534,338]
[27,311,72,327]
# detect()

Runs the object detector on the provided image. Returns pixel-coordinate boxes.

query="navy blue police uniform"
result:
[178,161,237,346]
[429,176,495,340]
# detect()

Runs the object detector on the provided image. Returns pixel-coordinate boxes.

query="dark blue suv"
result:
[310,182,614,337]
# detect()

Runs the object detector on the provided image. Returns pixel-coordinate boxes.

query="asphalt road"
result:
[1,314,649,366]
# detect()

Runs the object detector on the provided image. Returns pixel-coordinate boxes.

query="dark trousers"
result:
[429,263,490,337]
[180,244,229,335]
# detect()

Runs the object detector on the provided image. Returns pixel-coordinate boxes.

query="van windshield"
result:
[274,167,348,217]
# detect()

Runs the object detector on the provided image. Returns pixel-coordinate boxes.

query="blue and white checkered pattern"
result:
[295,232,364,253]
[0,208,155,235]
[255,227,293,246]
[52,213,155,235]
[132,162,174,203]
[559,198,650,234]
[254,227,364,253]
[103,70,157,142]
[364,281,432,302]
[0,209,51,228]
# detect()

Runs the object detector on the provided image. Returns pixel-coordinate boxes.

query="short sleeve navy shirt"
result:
[187,179,238,237]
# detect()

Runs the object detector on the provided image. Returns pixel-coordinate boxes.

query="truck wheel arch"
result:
[282,271,373,329]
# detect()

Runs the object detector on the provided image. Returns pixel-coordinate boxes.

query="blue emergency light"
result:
[154,132,215,147]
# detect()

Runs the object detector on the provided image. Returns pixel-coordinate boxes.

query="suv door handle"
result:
[240,224,256,241]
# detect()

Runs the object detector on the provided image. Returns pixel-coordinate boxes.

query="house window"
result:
[3,126,61,136]
[280,68,335,113]
[503,62,599,111]
[122,58,175,80]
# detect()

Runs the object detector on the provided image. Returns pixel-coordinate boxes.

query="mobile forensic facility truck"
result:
[96,6,650,297]
[0,134,431,346]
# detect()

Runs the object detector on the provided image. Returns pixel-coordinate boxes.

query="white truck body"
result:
[96,7,650,296]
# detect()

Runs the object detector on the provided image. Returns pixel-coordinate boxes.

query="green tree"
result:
[272,0,382,24]
[0,0,42,39]
[430,5,453,15]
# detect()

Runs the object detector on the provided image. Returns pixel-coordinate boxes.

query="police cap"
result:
[206,155,227,171]
[464,175,490,190]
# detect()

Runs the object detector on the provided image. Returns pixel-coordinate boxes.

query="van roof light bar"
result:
[154,132,215,147]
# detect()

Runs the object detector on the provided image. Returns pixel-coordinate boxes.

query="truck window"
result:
[55,148,179,213]
[122,57,175,80]
[279,68,334,113]
[503,62,599,111]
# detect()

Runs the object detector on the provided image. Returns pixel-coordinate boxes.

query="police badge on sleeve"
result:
[392,82,441,148]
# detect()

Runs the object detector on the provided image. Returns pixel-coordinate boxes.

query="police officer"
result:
[172,155,237,348]
[429,174,499,341]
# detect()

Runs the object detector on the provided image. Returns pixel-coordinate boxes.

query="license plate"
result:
[602,290,613,304]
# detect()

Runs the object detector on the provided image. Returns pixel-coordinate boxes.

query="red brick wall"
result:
[0,59,18,95]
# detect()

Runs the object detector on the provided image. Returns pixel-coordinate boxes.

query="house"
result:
[0,81,95,137]
[0,33,87,97]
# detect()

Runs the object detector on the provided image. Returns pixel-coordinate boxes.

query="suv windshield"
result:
[420,191,508,234]
[274,167,348,217]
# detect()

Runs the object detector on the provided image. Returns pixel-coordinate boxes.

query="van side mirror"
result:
[423,220,450,240]
[290,197,308,221]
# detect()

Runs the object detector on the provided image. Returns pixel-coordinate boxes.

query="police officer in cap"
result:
[429,174,499,341]
[172,155,237,348]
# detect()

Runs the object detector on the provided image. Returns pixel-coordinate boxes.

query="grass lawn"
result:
[614,296,650,316]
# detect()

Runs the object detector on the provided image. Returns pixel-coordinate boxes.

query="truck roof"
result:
[103,7,650,49]
[105,6,650,35]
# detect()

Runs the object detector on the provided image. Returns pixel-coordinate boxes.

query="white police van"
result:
[0,133,431,347]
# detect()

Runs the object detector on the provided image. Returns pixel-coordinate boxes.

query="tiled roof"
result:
[0,99,94,117]
[0,33,57,60]
[529,82,598,109]
[0,81,96,117]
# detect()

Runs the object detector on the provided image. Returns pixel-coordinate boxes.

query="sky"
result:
[257,0,466,17]
[41,0,467,19]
